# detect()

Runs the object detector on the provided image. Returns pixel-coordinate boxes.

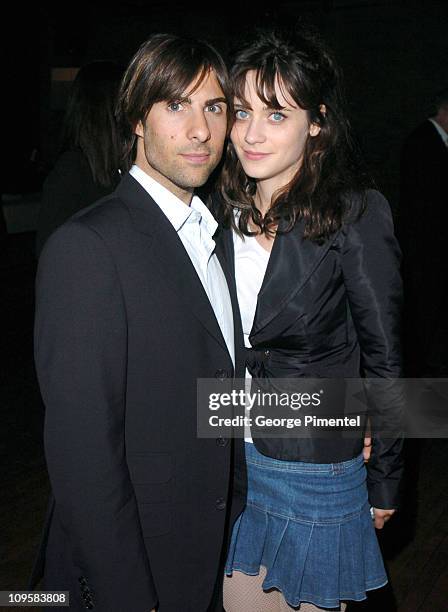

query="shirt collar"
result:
[429,118,448,144]
[190,196,218,238]
[130,164,217,237]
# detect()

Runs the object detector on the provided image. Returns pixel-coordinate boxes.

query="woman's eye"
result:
[235,109,249,120]
[270,112,286,122]
[168,102,183,112]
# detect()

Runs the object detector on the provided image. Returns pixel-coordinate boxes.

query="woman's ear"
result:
[309,104,327,137]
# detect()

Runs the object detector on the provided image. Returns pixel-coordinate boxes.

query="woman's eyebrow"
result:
[234,101,253,110]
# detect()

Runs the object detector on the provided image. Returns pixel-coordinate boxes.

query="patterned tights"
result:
[223,567,347,612]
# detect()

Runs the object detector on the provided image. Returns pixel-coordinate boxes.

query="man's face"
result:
[135,69,228,203]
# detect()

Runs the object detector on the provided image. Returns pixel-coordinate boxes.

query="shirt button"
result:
[216,437,228,447]
[215,369,228,380]
[215,497,226,510]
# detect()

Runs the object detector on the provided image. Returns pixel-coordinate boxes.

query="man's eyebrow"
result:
[173,96,191,104]
[205,97,228,106]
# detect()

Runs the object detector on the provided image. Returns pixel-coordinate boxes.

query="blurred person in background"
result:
[399,88,448,375]
[35,61,123,257]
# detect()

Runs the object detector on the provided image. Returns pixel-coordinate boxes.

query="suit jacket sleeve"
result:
[341,190,404,509]
[34,220,158,611]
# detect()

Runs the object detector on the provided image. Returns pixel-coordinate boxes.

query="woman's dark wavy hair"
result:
[218,28,372,242]
[62,61,123,188]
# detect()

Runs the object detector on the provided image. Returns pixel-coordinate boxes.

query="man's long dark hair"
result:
[62,61,123,188]
[219,28,372,243]
[116,33,232,171]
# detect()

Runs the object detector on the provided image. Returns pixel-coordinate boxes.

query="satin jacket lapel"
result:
[116,174,230,355]
[250,218,340,342]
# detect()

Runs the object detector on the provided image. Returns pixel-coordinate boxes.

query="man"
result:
[399,88,448,374]
[32,34,246,611]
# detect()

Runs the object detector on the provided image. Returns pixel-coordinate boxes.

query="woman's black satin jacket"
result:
[215,190,404,510]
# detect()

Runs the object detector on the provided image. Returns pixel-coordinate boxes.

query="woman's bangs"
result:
[255,65,284,109]
[234,63,296,110]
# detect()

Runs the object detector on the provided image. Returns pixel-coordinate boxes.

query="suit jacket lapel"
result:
[116,174,230,356]
[250,218,340,342]
[215,228,245,377]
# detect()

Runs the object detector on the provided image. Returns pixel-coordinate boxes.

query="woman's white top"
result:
[233,228,271,443]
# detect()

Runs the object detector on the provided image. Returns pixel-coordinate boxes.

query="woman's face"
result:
[230,70,320,189]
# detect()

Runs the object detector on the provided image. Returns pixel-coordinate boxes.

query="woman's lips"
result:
[243,150,271,161]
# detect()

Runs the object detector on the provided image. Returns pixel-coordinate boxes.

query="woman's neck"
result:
[254,179,277,217]
[253,159,302,217]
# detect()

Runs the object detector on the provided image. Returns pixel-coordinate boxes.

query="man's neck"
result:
[135,162,194,206]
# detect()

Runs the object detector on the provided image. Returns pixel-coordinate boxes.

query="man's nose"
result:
[187,109,211,142]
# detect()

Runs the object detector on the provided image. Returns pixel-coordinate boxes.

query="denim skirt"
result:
[225,442,388,609]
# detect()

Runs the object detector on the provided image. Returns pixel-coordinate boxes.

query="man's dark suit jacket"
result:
[399,120,448,372]
[32,173,247,612]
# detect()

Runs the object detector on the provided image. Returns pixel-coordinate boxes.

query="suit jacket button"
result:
[216,437,228,447]
[264,349,270,357]
[215,369,228,380]
[215,497,226,510]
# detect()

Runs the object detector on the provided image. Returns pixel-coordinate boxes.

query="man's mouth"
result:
[180,152,211,164]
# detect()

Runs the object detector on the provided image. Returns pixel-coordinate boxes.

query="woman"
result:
[36,61,123,257]
[217,29,403,611]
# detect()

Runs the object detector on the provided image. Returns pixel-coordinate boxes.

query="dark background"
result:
[1,1,448,610]
[4,0,448,206]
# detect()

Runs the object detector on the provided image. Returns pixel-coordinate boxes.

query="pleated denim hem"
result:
[226,562,388,609]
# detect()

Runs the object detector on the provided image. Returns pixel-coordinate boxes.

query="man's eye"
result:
[235,109,249,120]
[206,104,223,114]
[168,102,183,112]
[270,112,286,122]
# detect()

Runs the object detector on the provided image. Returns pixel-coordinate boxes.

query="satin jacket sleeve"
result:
[341,190,404,509]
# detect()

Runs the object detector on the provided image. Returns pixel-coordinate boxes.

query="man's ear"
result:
[135,120,144,138]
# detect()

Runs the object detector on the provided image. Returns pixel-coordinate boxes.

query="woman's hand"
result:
[372,508,396,529]
[363,435,372,462]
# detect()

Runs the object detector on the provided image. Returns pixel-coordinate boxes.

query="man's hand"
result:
[372,508,396,529]
[363,435,372,462]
